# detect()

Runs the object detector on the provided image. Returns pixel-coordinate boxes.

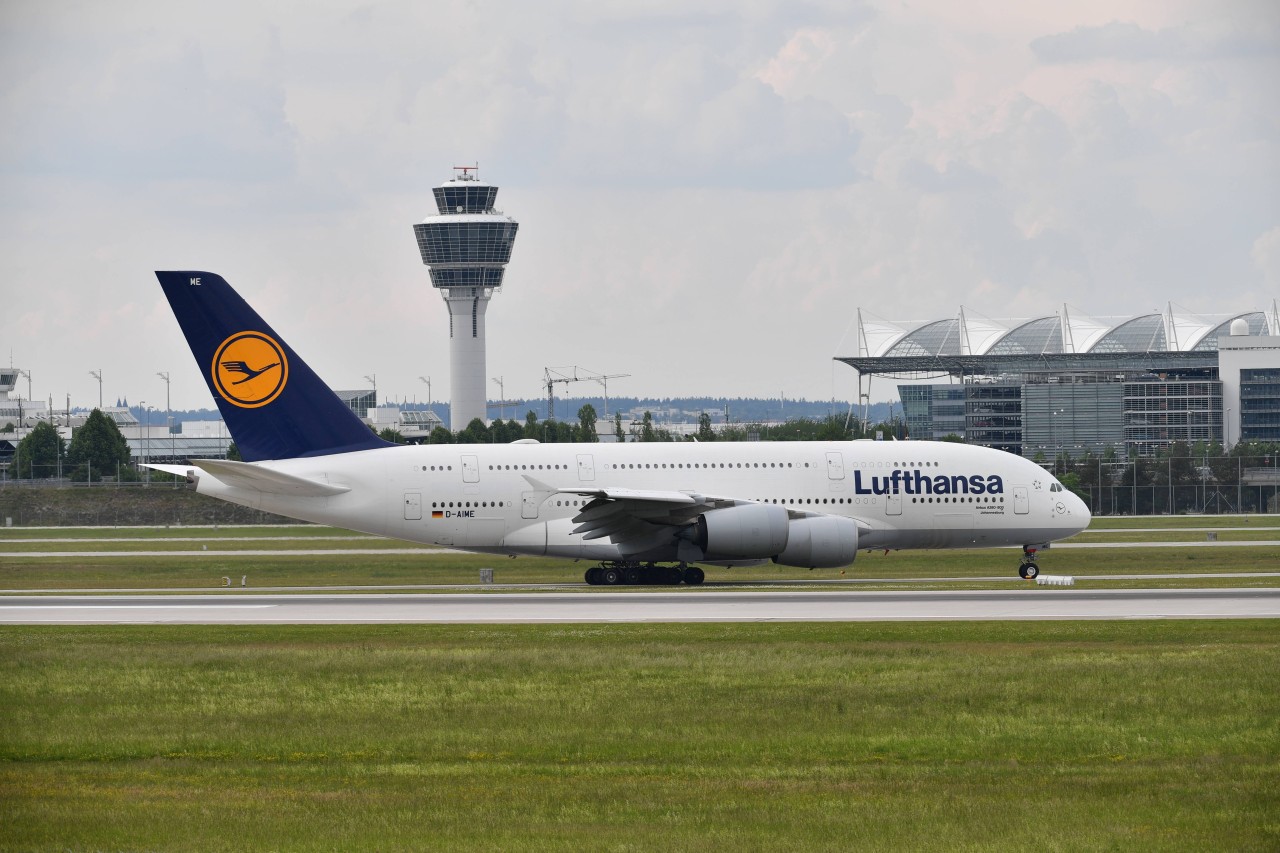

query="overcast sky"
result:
[2,0,1277,412]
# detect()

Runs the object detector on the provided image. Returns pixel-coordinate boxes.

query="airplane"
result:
[147,271,1091,585]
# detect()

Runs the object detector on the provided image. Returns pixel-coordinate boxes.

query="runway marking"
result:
[0,549,446,558]
[1,536,390,544]
[1054,540,1280,548]
[0,604,276,610]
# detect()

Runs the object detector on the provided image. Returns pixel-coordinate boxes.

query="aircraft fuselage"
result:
[191,437,1088,564]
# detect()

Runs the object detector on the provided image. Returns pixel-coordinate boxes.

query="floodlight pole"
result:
[139,401,147,483]
[16,369,31,409]
[157,371,171,464]
[89,370,102,410]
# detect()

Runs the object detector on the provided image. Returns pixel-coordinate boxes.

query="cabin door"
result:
[1013,486,1029,514]
[825,452,845,480]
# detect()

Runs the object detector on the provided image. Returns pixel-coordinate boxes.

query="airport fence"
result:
[0,473,301,527]
[1049,454,1280,516]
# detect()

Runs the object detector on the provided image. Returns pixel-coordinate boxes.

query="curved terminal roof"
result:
[1091,314,1166,353]
[987,316,1063,355]
[883,319,961,357]
[858,306,1275,358]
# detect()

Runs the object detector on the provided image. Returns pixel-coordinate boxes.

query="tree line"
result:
[373,405,897,445]
[7,410,133,482]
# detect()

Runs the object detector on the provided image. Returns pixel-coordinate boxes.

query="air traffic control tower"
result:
[412,166,519,430]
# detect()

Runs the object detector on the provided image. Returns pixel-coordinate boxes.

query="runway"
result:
[1,588,1276,624]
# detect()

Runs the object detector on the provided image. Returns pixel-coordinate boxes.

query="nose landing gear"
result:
[1018,546,1040,580]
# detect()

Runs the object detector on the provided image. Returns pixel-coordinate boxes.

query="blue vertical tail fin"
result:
[156,271,391,462]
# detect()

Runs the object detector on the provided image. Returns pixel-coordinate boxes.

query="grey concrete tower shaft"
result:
[442,289,491,430]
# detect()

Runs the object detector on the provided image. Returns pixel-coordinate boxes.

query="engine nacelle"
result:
[694,504,790,560]
[773,516,859,568]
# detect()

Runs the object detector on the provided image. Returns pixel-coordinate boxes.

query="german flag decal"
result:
[431,511,444,519]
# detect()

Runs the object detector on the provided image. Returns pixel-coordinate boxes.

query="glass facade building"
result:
[1240,368,1280,441]
[1022,381,1124,459]
[1123,376,1222,456]
[964,384,1022,453]
[901,385,965,440]
[841,304,1279,459]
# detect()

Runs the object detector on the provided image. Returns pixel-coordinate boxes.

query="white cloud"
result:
[0,0,1276,409]
[1253,225,1280,287]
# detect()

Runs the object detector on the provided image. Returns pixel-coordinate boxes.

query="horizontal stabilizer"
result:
[190,458,350,497]
[141,463,198,480]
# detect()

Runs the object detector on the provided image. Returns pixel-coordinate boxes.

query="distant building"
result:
[841,303,1280,459]
[335,389,376,419]
[383,408,445,441]
[0,367,48,428]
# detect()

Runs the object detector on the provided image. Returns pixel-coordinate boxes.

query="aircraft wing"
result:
[562,486,735,552]
[552,482,871,556]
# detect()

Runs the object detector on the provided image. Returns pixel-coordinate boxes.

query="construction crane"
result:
[544,366,630,422]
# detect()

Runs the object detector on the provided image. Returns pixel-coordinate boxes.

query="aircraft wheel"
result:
[1024,563,1039,580]
[684,566,705,586]
[624,566,643,585]
[585,567,602,585]
[601,567,624,586]
[664,566,683,585]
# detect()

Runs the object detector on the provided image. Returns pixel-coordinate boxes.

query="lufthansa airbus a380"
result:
[147,271,1090,585]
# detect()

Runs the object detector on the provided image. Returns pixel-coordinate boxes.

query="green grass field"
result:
[2,544,1279,591]
[2,517,1277,849]
[1,515,1279,592]
[1087,515,1280,530]
[2,621,1277,851]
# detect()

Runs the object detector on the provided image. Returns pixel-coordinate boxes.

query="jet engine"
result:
[772,516,859,568]
[692,504,790,560]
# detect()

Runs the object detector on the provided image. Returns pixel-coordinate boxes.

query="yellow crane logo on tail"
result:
[212,331,289,408]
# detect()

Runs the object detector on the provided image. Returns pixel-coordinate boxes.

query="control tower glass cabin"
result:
[412,168,519,430]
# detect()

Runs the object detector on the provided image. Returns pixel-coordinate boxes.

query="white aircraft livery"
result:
[149,271,1090,585]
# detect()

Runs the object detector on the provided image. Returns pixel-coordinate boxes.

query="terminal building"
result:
[839,303,1280,459]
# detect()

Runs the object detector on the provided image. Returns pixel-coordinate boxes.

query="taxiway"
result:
[1,587,1276,624]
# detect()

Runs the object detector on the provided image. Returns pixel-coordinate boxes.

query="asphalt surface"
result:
[1,588,1276,624]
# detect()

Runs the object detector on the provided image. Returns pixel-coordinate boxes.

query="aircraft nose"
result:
[1068,491,1092,532]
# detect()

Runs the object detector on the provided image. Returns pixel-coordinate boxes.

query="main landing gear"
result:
[1018,546,1040,580]
[584,561,705,586]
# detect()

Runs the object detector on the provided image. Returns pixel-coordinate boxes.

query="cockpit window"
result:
[1049,483,1061,492]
